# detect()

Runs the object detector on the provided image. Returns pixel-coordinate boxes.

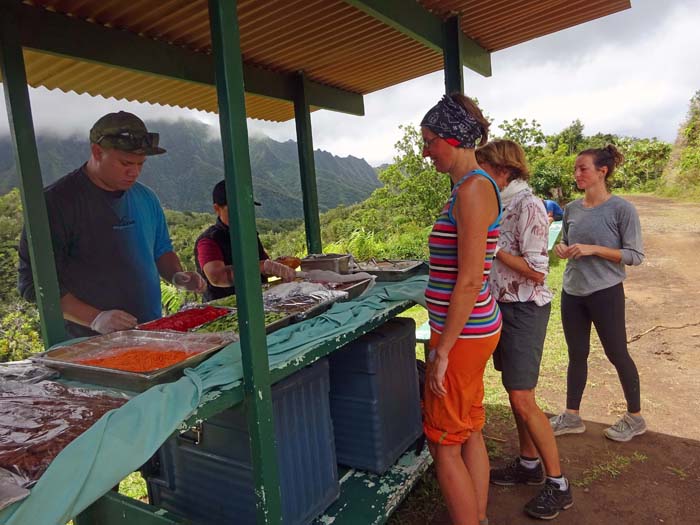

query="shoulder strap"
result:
[447,169,502,228]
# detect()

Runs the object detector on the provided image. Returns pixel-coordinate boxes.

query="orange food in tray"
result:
[276,256,302,269]
[76,346,191,373]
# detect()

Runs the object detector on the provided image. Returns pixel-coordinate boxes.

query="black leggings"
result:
[561,283,641,413]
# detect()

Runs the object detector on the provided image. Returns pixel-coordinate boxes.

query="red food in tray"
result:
[136,306,229,332]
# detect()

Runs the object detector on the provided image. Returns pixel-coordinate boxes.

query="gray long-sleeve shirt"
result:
[562,196,644,296]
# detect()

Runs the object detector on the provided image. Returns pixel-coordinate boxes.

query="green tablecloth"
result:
[0,276,427,525]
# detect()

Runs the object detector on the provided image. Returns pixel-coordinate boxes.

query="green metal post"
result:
[0,4,66,347]
[442,16,464,95]
[294,73,322,255]
[207,1,283,524]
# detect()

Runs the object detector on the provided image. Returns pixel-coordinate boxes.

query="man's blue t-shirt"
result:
[544,199,564,221]
[18,167,173,337]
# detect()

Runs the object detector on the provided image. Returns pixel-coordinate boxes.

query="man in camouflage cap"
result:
[18,111,205,337]
[89,110,166,157]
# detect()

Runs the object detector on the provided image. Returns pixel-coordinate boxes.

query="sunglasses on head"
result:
[95,131,160,150]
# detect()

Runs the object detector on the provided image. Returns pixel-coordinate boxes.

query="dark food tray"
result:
[349,260,426,281]
[32,331,235,392]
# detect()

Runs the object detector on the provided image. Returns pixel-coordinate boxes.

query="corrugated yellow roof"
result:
[7,0,630,121]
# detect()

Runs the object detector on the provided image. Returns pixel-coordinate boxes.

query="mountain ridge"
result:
[0,119,381,220]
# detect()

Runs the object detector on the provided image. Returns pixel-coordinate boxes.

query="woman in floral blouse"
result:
[476,140,572,520]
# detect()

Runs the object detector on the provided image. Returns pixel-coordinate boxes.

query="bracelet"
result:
[493,245,501,259]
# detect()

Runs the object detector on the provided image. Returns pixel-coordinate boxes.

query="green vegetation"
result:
[0,189,43,361]
[660,90,700,199]
[499,118,671,200]
[571,451,648,488]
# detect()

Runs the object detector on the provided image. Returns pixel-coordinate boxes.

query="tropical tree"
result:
[498,118,546,160]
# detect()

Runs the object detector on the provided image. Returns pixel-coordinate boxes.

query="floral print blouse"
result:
[490,186,553,306]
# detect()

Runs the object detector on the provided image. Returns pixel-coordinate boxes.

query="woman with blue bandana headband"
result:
[421,94,502,525]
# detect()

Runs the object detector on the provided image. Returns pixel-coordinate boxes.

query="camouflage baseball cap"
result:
[89,111,166,156]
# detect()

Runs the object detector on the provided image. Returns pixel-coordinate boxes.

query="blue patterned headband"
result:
[420,95,484,149]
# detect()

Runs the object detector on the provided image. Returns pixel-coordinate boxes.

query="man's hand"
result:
[172,271,207,293]
[90,310,137,334]
[262,259,296,282]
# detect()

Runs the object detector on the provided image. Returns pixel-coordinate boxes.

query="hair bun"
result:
[605,144,625,168]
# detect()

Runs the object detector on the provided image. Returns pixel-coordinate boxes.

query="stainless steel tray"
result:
[32,331,236,392]
[349,260,426,281]
[300,253,351,274]
[334,277,374,299]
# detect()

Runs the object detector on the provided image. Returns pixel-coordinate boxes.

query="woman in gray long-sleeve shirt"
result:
[549,145,647,443]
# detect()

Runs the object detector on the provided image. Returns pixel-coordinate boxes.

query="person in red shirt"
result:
[194,180,296,302]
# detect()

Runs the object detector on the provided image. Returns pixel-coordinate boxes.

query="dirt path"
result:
[405,195,700,525]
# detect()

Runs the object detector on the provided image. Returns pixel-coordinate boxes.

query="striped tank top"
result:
[425,169,502,338]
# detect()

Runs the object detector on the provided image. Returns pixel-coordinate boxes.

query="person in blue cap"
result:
[18,111,205,337]
[543,199,564,223]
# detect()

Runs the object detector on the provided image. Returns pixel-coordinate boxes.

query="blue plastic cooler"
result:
[146,358,338,524]
[329,317,422,474]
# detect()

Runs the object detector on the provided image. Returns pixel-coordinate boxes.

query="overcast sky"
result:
[1,0,699,166]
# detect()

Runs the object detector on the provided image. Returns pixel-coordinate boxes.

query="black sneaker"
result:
[524,479,573,520]
[490,458,545,486]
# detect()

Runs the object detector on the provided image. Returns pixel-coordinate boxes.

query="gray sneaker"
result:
[550,412,586,436]
[604,413,647,442]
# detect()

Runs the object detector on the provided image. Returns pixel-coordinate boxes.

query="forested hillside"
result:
[660,91,700,198]
[0,120,381,219]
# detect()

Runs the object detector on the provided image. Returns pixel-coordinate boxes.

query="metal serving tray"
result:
[350,260,426,281]
[334,277,374,299]
[300,253,351,274]
[32,331,236,393]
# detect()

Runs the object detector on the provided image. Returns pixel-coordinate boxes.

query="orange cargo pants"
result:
[423,331,501,446]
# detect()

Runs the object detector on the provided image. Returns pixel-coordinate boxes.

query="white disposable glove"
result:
[172,271,207,293]
[262,259,296,282]
[90,310,137,334]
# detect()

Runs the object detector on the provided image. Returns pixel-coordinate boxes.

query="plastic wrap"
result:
[0,467,30,511]
[0,361,58,384]
[0,380,127,488]
[262,282,348,320]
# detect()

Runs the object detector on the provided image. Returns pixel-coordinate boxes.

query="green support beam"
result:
[343,0,491,77]
[442,16,464,95]
[207,0,283,523]
[0,4,66,347]
[1,0,364,117]
[294,74,322,255]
